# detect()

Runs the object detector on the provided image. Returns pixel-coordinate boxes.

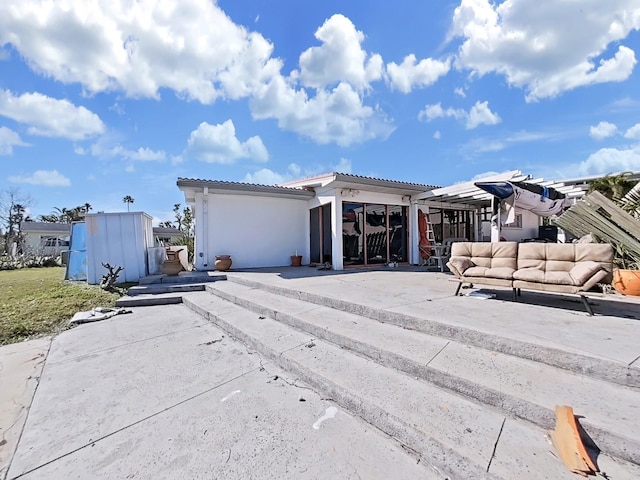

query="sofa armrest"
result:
[448,257,474,276]
[569,261,603,286]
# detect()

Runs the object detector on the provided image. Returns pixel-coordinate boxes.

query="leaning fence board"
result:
[553,191,640,265]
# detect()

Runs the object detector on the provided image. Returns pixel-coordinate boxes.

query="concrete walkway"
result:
[3,267,640,479]
[2,305,432,480]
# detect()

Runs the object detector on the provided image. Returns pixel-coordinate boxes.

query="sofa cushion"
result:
[484,267,516,280]
[569,261,603,286]
[513,268,575,285]
[544,271,575,286]
[513,268,545,283]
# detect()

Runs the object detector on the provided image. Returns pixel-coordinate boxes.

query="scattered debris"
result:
[69,307,132,325]
[466,292,496,300]
[99,262,124,290]
[312,406,338,430]
[305,342,316,348]
[220,390,242,402]
[200,336,224,346]
[549,405,599,477]
[318,262,332,271]
[258,316,266,320]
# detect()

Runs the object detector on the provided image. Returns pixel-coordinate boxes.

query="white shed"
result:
[85,212,154,284]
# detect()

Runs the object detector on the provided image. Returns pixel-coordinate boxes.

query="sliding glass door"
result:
[342,202,407,267]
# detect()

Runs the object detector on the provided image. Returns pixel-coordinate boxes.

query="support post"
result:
[579,295,594,316]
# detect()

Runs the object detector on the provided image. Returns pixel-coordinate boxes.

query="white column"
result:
[331,193,344,270]
[410,201,419,264]
[490,196,501,242]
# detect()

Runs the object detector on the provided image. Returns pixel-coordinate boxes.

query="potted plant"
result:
[612,245,640,296]
[290,251,303,267]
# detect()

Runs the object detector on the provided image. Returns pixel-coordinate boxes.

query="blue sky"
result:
[1,0,640,224]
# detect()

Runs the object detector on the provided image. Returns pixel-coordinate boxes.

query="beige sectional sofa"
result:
[446,242,614,315]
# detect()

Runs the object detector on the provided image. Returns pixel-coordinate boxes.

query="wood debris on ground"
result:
[549,405,599,477]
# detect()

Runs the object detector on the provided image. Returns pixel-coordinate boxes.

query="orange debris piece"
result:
[549,405,599,477]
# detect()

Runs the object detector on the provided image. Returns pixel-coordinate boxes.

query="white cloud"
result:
[467,101,501,129]
[575,145,640,175]
[0,0,281,104]
[331,157,352,173]
[251,79,394,146]
[454,87,466,98]
[418,100,500,129]
[589,121,618,140]
[244,163,302,185]
[0,89,104,140]
[187,120,269,164]
[386,54,451,93]
[433,130,441,140]
[111,146,166,162]
[451,0,640,101]
[89,141,166,162]
[9,169,71,187]
[624,123,640,140]
[0,4,394,147]
[0,126,28,155]
[298,14,383,91]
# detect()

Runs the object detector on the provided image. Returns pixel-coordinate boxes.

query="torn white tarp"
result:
[70,307,132,325]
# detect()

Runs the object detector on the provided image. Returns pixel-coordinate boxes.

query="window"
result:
[41,237,69,247]
[503,214,522,229]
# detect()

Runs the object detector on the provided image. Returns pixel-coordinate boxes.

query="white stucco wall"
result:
[197,193,310,270]
[499,209,540,241]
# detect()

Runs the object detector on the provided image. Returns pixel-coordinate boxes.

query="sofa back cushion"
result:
[517,243,613,272]
[450,242,518,270]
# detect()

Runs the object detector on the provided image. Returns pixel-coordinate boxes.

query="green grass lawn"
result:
[0,267,123,346]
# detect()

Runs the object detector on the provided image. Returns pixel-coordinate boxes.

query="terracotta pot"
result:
[162,260,183,276]
[215,255,232,271]
[290,255,303,267]
[613,269,640,296]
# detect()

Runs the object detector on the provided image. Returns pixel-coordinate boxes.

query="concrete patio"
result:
[2,267,640,479]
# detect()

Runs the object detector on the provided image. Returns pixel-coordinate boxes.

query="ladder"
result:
[419,209,436,266]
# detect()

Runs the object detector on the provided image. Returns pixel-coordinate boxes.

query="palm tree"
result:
[123,195,135,212]
[83,203,92,214]
[587,172,636,202]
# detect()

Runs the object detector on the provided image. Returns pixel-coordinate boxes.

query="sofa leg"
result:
[512,288,517,301]
[517,288,521,297]
[579,295,594,316]
[454,282,463,296]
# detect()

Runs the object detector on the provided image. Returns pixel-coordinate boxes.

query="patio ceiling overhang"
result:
[414,170,592,210]
[281,172,437,197]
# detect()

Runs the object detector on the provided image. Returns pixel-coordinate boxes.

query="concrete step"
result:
[182,291,640,479]
[115,293,183,307]
[224,275,640,389]
[138,272,226,285]
[127,284,207,296]
[198,280,640,467]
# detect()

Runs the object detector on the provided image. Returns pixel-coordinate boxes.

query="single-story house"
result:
[20,222,71,256]
[20,222,184,256]
[178,170,640,272]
